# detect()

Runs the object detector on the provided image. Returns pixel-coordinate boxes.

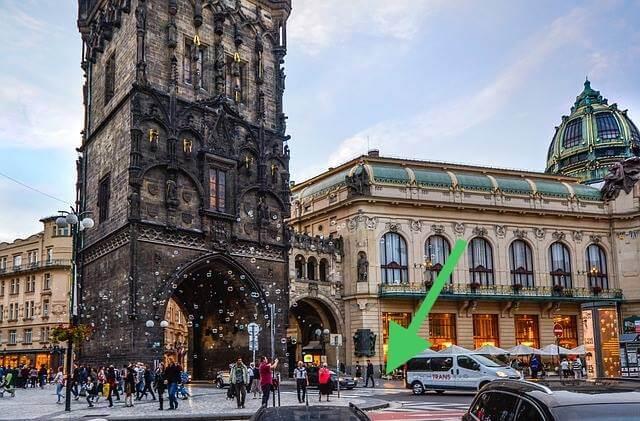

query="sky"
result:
[1,0,639,242]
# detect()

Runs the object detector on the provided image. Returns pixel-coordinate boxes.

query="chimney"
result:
[367,149,380,157]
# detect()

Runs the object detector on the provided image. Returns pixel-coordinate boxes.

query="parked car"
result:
[306,366,358,390]
[462,379,640,421]
[215,370,230,388]
[406,352,521,395]
[251,403,370,421]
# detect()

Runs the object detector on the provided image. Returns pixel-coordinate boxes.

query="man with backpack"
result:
[230,357,249,409]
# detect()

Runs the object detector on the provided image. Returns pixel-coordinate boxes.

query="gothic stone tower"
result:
[76,0,292,377]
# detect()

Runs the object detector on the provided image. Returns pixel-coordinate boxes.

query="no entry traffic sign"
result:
[553,323,563,337]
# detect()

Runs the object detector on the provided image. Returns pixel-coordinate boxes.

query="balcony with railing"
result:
[0,259,71,276]
[379,282,623,302]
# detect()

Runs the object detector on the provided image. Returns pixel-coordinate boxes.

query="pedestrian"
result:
[365,359,375,388]
[355,361,362,385]
[247,362,254,393]
[250,362,261,399]
[178,369,191,399]
[165,361,181,410]
[230,357,249,409]
[71,364,80,400]
[38,365,48,388]
[560,358,570,378]
[142,364,156,400]
[86,376,98,407]
[106,365,119,407]
[155,362,167,410]
[572,357,583,379]
[318,363,332,402]
[530,355,541,379]
[1,369,15,397]
[124,364,135,407]
[135,363,145,400]
[96,366,106,403]
[293,361,308,403]
[53,367,64,404]
[259,356,278,408]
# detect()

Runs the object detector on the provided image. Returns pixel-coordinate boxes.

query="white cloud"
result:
[288,0,451,53]
[328,6,592,167]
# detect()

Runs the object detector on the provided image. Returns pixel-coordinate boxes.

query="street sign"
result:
[553,323,564,337]
[248,322,260,354]
[330,333,343,347]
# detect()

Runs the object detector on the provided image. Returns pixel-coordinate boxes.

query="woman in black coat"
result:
[154,363,167,410]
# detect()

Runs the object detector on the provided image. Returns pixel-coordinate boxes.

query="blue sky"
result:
[1,0,639,241]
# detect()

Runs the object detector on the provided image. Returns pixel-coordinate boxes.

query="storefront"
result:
[429,313,457,350]
[553,315,579,349]
[0,348,63,370]
[382,312,411,364]
[515,315,540,348]
[473,314,500,348]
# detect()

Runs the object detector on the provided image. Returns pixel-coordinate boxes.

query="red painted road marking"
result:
[370,410,465,421]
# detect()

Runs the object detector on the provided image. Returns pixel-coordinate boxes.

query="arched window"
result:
[563,118,582,148]
[319,259,328,282]
[425,235,451,283]
[509,240,534,287]
[595,112,620,140]
[295,255,305,279]
[549,242,572,288]
[380,232,408,284]
[586,244,608,289]
[307,257,317,281]
[468,237,494,285]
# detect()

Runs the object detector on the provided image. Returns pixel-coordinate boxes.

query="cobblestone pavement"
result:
[0,385,388,421]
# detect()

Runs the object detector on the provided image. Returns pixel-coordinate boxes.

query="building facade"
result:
[288,82,640,378]
[0,217,72,370]
[76,0,292,378]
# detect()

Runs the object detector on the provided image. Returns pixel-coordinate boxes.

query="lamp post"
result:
[56,210,94,412]
[315,328,330,360]
[146,319,169,368]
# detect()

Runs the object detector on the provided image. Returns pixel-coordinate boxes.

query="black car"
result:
[250,403,370,421]
[306,366,358,390]
[463,379,640,421]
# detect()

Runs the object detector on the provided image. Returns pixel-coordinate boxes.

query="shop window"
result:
[429,313,457,350]
[469,237,494,285]
[586,244,608,289]
[473,314,500,348]
[515,315,540,348]
[553,315,578,349]
[383,312,412,364]
[380,232,408,284]
[509,240,534,287]
[208,168,227,212]
[425,235,452,283]
[549,242,572,288]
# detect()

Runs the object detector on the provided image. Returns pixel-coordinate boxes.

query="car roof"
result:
[482,379,640,407]
[250,405,369,421]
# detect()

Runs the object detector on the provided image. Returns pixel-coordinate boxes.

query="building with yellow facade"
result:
[0,217,72,370]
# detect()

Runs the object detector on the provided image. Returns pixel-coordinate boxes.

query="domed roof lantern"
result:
[571,77,608,112]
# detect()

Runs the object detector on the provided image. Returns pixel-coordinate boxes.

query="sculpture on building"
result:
[353,328,376,357]
[601,157,640,201]
[345,163,370,196]
[357,252,368,282]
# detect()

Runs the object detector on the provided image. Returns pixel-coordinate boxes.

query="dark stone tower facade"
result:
[76,0,292,377]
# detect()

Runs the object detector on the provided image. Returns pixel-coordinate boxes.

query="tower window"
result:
[104,53,115,105]
[183,40,206,89]
[208,168,226,212]
[595,113,620,140]
[98,173,111,222]
[226,54,246,103]
[563,118,582,148]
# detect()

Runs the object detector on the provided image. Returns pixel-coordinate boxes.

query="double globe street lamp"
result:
[55,210,94,412]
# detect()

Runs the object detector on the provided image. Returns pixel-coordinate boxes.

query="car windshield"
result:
[553,403,640,420]
[471,354,506,367]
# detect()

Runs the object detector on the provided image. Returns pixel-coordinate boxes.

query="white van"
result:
[405,352,521,395]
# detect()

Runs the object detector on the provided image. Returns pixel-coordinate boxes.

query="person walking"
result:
[365,360,375,388]
[318,363,332,402]
[247,362,254,394]
[259,356,278,408]
[250,362,261,399]
[38,365,48,388]
[293,361,308,403]
[230,357,249,409]
[165,361,181,410]
[124,364,135,407]
[572,357,583,379]
[155,363,167,411]
[355,361,362,385]
[86,376,98,407]
[530,355,541,379]
[142,364,156,400]
[560,358,570,378]
[106,365,119,407]
[53,367,64,404]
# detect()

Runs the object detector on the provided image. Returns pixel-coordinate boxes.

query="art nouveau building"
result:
[287,81,640,377]
[0,217,72,369]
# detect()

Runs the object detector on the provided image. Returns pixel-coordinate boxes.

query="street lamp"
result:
[315,328,330,357]
[57,209,93,412]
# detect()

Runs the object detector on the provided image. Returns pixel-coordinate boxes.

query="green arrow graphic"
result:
[385,239,468,374]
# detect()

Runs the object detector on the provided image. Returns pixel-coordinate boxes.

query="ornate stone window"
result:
[98,173,111,222]
[306,257,317,281]
[509,240,534,287]
[595,112,620,140]
[104,52,115,105]
[468,237,494,285]
[586,244,608,289]
[380,232,408,284]
[549,242,572,288]
[563,118,582,148]
[208,168,226,212]
[183,39,206,88]
[319,258,328,282]
[425,235,451,283]
[295,255,305,279]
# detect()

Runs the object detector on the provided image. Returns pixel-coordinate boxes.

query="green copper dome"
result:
[545,79,640,184]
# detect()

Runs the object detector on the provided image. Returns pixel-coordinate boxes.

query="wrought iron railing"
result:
[4,259,71,275]
[379,282,623,300]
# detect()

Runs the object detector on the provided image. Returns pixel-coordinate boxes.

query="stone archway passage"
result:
[168,256,270,380]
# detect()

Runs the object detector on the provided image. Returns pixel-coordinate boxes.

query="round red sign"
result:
[553,323,563,337]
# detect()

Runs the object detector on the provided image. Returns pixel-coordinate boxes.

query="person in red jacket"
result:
[318,363,332,402]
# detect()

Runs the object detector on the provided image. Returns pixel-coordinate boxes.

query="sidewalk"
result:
[0,385,389,421]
